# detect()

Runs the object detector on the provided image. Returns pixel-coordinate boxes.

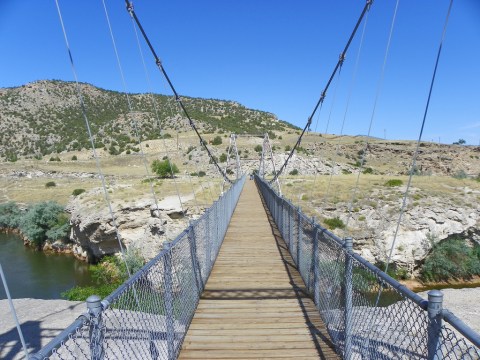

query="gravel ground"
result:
[418,287,480,333]
[0,298,83,360]
[1,288,479,359]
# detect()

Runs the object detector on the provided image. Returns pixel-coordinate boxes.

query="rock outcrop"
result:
[68,188,199,262]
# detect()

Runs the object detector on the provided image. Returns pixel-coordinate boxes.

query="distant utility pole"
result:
[384,129,386,140]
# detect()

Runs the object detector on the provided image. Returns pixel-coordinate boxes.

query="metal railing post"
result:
[312,220,320,308]
[86,295,104,360]
[427,290,444,360]
[163,243,175,360]
[188,224,203,295]
[296,206,302,267]
[206,206,213,270]
[344,237,353,360]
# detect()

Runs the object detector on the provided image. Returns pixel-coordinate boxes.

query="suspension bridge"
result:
[2,0,480,359]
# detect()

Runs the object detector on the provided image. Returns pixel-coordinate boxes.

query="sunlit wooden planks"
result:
[179,180,338,359]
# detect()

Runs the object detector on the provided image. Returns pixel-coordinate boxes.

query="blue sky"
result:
[1,0,479,145]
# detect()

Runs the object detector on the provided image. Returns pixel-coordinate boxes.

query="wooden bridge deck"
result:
[179,180,338,359]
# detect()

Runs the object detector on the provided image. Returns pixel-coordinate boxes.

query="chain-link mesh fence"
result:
[256,175,480,360]
[31,176,245,360]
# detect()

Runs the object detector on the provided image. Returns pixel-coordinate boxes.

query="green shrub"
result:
[162,133,172,139]
[323,217,345,230]
[375,261,410,280]
[151,159,179,178]
[384,179,403,187]
[420,238,480,282]
[0,202,22,228]
[211,136,222,145]
[219,153,227,162]
[72,189,86,196]
[267,131,277,140]
[254,145,263,153]
[49,156,61,162]
[19,202,70,246]
[289,169,299,176]
[198,171,206,177]
[362,167,373,174]
[45,181,56,188]
[452,170,467,179]
[62,249,145,301]
[285,145,291,152]
[71,155,78,161]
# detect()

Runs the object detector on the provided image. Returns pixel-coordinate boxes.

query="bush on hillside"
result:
[212,136,222,145]
[72,189,86,196]
[323,217,345,230]
[151,159,179,178]
[384,179,403,187]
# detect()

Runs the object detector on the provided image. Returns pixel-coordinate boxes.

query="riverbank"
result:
[401,276,480,292]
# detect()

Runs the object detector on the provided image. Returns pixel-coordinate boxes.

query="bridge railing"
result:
[31,175,246,360]
[255,175,480,360]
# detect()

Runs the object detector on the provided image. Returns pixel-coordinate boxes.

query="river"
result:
[0,233,93,300]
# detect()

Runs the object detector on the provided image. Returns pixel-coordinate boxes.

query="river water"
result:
[0,233,93,300]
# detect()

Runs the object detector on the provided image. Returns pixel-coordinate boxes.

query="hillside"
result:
[0,80,297,161]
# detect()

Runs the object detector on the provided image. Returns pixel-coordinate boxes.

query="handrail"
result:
[255,174,480,359]
[31,176,246,359]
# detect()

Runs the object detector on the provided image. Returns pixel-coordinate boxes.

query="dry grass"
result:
[279,174,480,219]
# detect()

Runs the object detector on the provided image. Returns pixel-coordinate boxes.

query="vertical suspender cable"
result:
[0,262,29,358]
[54,0,132,277]
[384,0,454,276]
[322,13,370,207]
[343,0,400,233]
[101,0,165,226]
[271,0,373,184]
[124,0,232,184]
[128,13,186,216]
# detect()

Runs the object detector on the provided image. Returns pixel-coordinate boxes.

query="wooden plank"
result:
[179,181,338,359]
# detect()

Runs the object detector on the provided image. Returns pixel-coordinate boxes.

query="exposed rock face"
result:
[68,190,198,262]
[322,194,480,273]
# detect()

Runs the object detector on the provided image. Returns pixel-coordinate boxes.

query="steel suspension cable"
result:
[0,262,29,358]
[308,68,343,203]
[128,14,186,216]
[101,0,164,226]
[54,0,133,278]
[343,0,400,233]
[124,1,232,184]
[358,5,452,355]
[270,0,373,184]
[384,0,454,277]
[322,12,370,207]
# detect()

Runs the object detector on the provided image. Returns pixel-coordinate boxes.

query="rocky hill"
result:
[0,80,297,161]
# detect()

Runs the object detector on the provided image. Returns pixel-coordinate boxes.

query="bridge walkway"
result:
[179,180,338,359]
